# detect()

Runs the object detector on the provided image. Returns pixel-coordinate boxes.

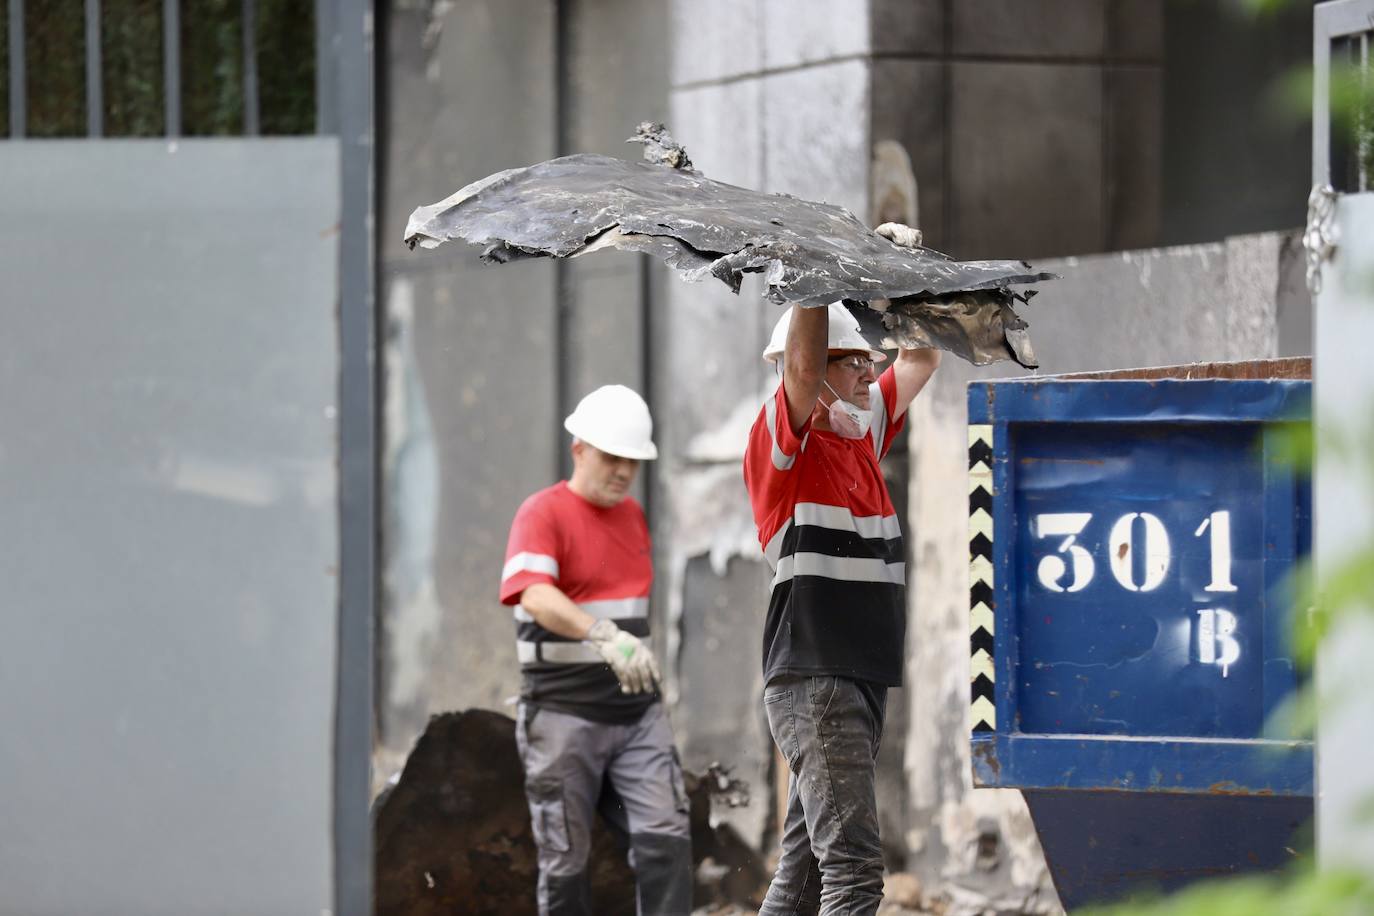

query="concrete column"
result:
[660,0,878,850]
[376,0,561,783]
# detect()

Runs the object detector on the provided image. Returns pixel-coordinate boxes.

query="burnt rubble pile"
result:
[373,709,766,915]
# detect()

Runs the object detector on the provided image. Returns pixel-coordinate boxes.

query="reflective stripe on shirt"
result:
[869,381,890,457]
[513,596,648,624]
[763,502,902,569]
[517,640,604,665]
[764,394,808,471]
[771,552,906,588]
[501,551,559,583]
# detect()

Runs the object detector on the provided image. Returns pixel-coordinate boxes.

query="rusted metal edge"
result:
[1048,357,1312,382]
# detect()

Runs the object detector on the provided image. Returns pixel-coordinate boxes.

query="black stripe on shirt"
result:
[763,575,906,686]
[776,523,903,565]
[517,616,651,643]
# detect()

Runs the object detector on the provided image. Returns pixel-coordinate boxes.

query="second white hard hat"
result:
[761,302,887,364]
[564,385,659,460]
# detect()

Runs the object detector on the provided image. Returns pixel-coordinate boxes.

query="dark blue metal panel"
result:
[1013,423,1270,738]
[968,379,1312,796]
[1023,790,1310,909]
[971,734,1312,794]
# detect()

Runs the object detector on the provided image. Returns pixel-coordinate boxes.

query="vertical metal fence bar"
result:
[314,0,338,134]
[86,0,104,136]
[1360,31,1369,192]
[9,0,25,137]
[242,0,258,135]
[163,0,180,136]
[1314,12,1332,187]
[333,0,375,913]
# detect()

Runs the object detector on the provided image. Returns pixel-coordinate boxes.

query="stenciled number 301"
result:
[1031,510,1237,594]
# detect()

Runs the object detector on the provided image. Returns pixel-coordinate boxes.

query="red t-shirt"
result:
[743,368,907,686]
[500,481,656,722]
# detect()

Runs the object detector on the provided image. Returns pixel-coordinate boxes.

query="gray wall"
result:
[376,0,671,786]
[1160,0,1315,246]
[869,0,1165,260]
[0,140,341,916]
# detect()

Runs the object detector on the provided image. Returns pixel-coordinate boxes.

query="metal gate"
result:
[0,4,375,914]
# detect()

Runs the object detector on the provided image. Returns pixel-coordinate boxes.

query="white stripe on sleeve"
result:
[513,596,646,623]
[869,380,889,456]
[501,551,559,584]
[764,394,799,471]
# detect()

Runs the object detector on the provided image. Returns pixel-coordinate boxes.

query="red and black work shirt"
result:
[743,368,908,686]
[499,481,656,723]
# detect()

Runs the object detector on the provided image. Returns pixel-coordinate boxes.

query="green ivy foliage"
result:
[27,0,87,137]
[13,0,315,137]
[103,0,166,136]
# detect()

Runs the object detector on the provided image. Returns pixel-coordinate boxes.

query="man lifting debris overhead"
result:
[744,228,940,914]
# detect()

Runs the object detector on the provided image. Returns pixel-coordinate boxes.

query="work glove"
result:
[585,618,661,694]
[875,221,923,249]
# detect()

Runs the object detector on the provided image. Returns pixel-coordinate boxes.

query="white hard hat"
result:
[564,385,658,460]
[761,302,887,364]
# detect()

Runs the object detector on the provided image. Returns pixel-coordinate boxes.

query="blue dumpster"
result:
[967,374,1312,909]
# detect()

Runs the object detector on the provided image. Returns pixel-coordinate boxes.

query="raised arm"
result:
[890,347,941,421]
[872,221,941,421]
[782,304,829,433]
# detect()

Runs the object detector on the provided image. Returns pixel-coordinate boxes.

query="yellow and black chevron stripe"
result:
[969,424,995,733]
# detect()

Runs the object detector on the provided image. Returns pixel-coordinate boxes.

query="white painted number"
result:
[1194,511,1238,592]
[1031,508,1234,595]
[1032,513,1095,592]
[1107,512,1171,592]
[1196,608,1241,677]
[1029,508,1246,677]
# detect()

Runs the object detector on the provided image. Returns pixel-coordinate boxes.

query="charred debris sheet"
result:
[404,123,1057,368]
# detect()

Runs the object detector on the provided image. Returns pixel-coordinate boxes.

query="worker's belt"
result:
[516,639,603,665]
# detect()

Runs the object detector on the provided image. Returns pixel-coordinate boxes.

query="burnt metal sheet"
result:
[403,124,1056,368]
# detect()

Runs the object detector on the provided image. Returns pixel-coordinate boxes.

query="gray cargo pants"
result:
[515,702,693,916]
[759,675,887,916]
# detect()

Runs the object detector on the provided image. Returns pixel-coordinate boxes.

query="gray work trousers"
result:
[515,702,694,916]
[759,675,887,916]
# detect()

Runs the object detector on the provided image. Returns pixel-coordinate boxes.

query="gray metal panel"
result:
[0,139,340,916]
[1315,192,1374,869]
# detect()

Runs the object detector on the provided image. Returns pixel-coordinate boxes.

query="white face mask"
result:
[823,381,873,439]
